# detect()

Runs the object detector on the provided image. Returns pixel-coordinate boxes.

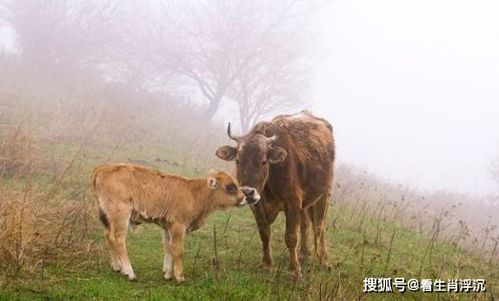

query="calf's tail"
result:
[91,169,110,229]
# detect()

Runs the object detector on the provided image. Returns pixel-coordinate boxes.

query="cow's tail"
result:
[91,168,110,229]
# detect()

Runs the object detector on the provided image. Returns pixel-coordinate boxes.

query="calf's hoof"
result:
[127,274,137,281]
[164,273,172,281]
[121,270,137,281]
[175,275,185,283]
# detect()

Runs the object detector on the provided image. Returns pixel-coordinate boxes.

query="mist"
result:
[311,0,499,196]
[1,0,498,197]
[0,1,498,297]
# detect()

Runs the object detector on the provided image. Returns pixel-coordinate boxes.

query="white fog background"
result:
[1,0,498,197]
[311,0,499,197]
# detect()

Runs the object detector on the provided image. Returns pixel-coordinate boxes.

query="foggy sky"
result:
[311,0,499,196]
[1,0,498,196]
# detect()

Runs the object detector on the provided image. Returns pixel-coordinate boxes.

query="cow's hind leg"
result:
[299,210,311,264]
[312,197,331,269]
[284,204,302,281]
[163,229,173,280]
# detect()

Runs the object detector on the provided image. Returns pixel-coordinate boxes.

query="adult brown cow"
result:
[215,110,335,280]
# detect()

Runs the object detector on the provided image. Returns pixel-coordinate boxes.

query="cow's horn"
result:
[227,122,241,142]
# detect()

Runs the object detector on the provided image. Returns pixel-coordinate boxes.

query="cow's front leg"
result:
[284,205,302,281]
[251,205,279,270]
[170,223,186,283]
[163,229,173,280]
[257,222,272,269]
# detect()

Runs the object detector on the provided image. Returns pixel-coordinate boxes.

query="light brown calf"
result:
[91,163,258,282]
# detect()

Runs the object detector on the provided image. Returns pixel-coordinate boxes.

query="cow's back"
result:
[273,111,334,162]
[265,111,335,207]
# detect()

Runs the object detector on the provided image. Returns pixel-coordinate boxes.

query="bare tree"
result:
[229,50,308,131]
[1,0,324,122]
[225,2,314,131]
[150,0,322,121]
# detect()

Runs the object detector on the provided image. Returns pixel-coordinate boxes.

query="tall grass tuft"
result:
[0,123,98,276]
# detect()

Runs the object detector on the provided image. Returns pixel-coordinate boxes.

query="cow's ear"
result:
[268,147,287,164]
[207,177,218,190]
[215,145,237,161]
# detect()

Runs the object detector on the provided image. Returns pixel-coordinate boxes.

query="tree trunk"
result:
[203,94,222,120]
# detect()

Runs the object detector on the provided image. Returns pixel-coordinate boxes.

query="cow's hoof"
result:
[260,262,273,271]
[290,270,303,282]
[320,258,333,271]
[299,252,310,263]
[321,262,333,271]
[299,255,310,267]
[164,273,173,281]
[175,276,185,283]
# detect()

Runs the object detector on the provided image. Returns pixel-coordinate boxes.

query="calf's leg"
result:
[111,210,136,280]
[104,225,121,272]
[163,229,173,280]
[170,223,186,282]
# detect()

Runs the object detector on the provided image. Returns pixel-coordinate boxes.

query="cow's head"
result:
[215,122,287,204]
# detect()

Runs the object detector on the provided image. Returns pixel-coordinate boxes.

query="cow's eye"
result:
[226,183,237,193]
[236,159,240,165]
[262,160,268,166]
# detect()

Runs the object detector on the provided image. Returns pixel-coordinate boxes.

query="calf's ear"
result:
[207,177,218,190]
[215,146,237,161]
[268,147,287,164]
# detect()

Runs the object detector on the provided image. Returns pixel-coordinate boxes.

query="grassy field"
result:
[1,193,497,300]
[0,135,497,301]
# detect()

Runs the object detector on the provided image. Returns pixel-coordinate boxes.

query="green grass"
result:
[1,205,497,300]
[1,141,497,300]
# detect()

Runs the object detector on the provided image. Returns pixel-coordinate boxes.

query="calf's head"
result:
[206,170,258,207]
[215,123,287,204]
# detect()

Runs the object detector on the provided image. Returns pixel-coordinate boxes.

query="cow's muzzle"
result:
[240,186,260,205]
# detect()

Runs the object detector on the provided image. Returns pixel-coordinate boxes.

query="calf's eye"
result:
[226,183,237,192]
